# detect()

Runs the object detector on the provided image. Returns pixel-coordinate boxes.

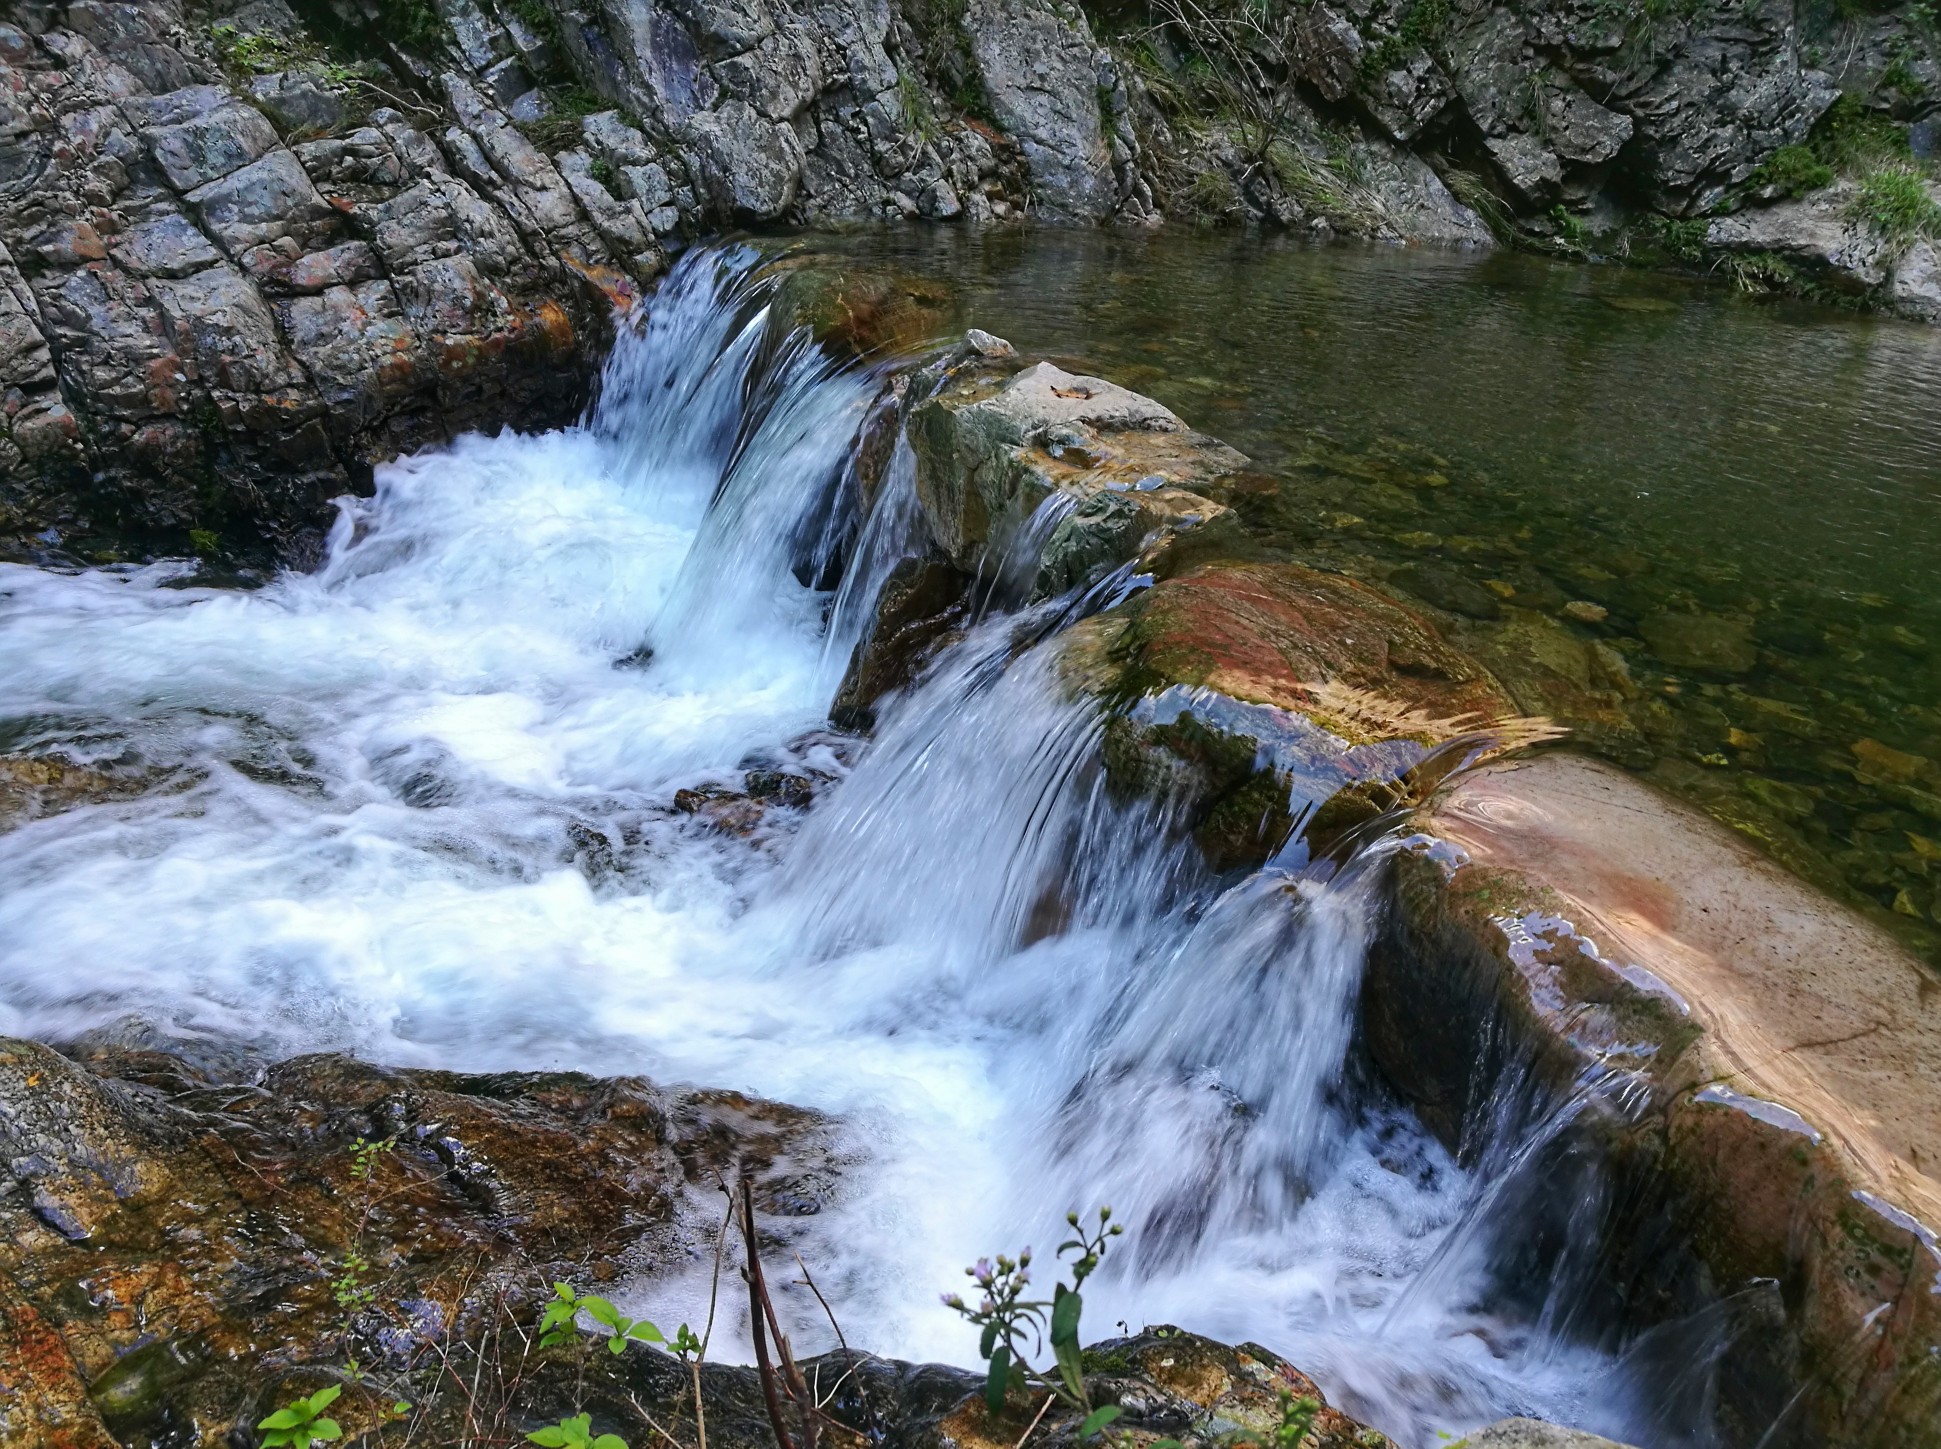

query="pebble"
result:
[1563,600,1608,623]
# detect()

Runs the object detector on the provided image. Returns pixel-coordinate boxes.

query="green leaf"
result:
[591,1436,630,1449]
[310,1420,342,1442]
[1054,1338,1086,1402]
[984,1345,1011,1416]
[607,1336,629,1354]
[1050,1285,1081,1347]
[582,1297,621,1329]
[260,1410,303,1431]
[1078,1406,1124,1440]
[627,1320,664,1343]
[261,1434,293,1448]
[978,1321,999,1360]
[309,1386,342,1412]
[527,1429,570,1447]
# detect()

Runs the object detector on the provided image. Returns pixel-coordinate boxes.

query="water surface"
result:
[789,228,1941,965]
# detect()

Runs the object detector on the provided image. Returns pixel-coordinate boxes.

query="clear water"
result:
[0,248,1730,1446]
[784,226,1941,968]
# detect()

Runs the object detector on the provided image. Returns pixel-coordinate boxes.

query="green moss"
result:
[1748,143,1835,197]
[188,527,221,558]
[1850,163,1941,246]
[503,0,564,49]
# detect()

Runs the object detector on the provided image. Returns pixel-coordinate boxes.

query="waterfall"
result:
[0,247,1703,1447]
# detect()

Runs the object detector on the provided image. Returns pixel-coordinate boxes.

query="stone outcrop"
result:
[0,1030,1392,1449]
[1370,754,1941,1449]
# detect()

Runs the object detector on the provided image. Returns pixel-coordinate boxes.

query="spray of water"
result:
[0,248,1699,1446]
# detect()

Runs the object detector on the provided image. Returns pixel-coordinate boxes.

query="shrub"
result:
[1750,143,1834,197]
[1850,163,1941,246]
[258,1386,343,1448]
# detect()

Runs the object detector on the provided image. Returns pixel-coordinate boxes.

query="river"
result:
[7,238,1928,1447]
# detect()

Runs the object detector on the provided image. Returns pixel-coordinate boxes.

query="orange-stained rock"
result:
[1085,561,1554,869]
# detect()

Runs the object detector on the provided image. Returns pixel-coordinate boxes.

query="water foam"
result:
[0,248,1686,1446]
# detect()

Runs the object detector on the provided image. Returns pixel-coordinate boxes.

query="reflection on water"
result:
[788,227,1941,966]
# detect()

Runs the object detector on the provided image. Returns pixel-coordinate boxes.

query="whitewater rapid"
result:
[0,250,1694,1446]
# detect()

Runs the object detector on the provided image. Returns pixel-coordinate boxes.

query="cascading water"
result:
[0,248,1703,1446]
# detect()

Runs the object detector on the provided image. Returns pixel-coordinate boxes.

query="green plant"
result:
[379,0,448,52]
[1236,1392,1323,1449]
[1183,166,1241,220]
[188,526,220,558]
[537,1282,671,1355]
[258,1385,343,1448]
[516,84,610,152]
[1749,143,1834,196]
[1850,163,1941,245]
[528,1413,628,1449]
[1548,204,1587,251]
[943,1208,1126,1436]
[1650,215,1710,264]
[1811,95,1911,174]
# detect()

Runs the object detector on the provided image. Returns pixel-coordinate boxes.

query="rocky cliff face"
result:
[5,0,1940,565]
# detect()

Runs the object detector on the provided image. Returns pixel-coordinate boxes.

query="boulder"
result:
[962,0,1117,221]
[1370,753,1941,1448]
[906,354,1246,598]
[1085,561,1550,870]
[681,98,806,221]
[1458,1422,1636,1449]
[0,1033,840,1443]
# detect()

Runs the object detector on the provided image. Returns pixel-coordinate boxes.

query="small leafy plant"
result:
[527,1412,629,1449]
[258,1385,343,1448]
[537,1282,672,1354]
[943,1208,1127,1438]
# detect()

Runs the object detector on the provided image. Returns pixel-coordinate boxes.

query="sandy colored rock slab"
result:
[1456,1420,1634,1449]
[1427,752,1941,1226]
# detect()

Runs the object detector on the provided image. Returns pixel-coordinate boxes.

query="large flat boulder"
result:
[1371,753,1941,1448]
[907,352,1248,598]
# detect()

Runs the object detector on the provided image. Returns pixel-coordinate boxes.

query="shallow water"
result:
[0,246,1782,1446]
[788,227,1941,965]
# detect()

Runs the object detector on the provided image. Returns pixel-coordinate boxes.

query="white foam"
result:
[0,249,1685,1447]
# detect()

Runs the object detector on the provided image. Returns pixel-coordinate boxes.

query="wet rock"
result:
[1085,560,1547,869]
[0,754,158,830]
[1457,1421,1636,1449]
[831,554,972,729]
[0,1034,842,1439]
[907,353,1245,598]
[1372,754,1941,1448]
[1638,609,1757,675]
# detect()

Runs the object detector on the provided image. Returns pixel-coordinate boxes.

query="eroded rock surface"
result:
[0,1033,841,1447]
[0,1031,1392,1449]
[1371,754,1941,1449]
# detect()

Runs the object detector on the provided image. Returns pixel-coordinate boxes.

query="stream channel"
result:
[4,237,1939,1448]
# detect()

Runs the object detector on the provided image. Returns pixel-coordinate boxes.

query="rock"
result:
[1705,186,1896,294]
[907,355,1246,597]
[1638,609,1757,675]
[247,68,348,136]
[1457,1421,1636,1449]
[1371,754,1941,1448]
[962,0,1118,221]
[1086,560,1545,869]
[832,554,973,728]
[680,99,804,221]
[0,1033,841,1439]
[1561,600,1607,624]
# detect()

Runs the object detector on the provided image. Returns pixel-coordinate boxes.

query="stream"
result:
[0,242,1855,1449]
